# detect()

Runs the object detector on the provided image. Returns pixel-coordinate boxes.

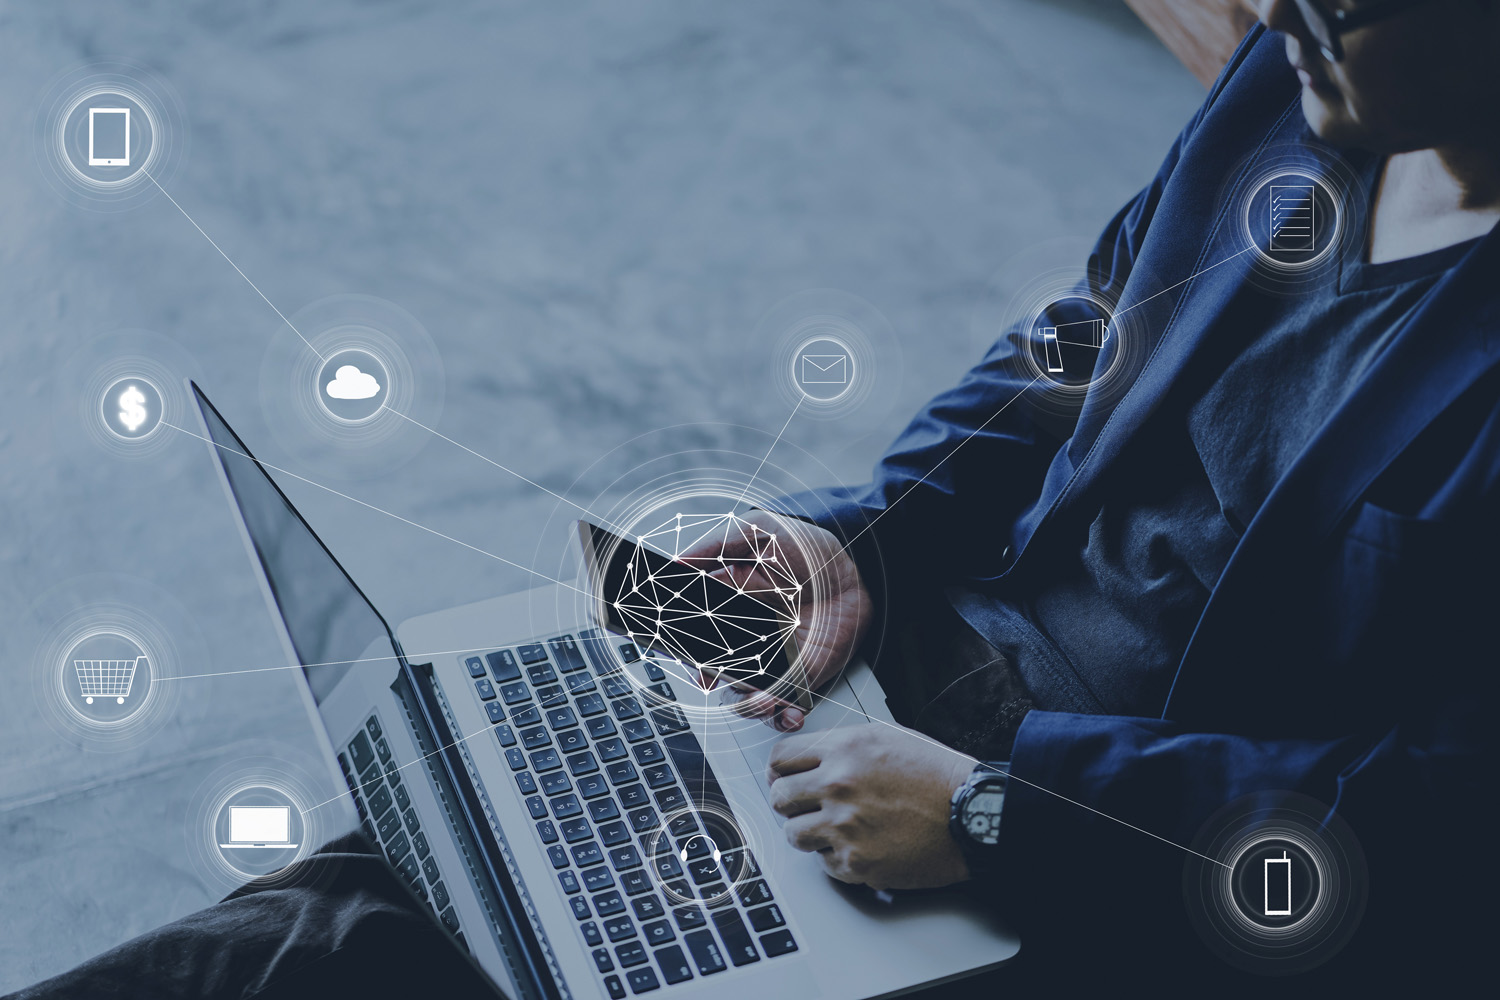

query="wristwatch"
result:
[948,762,1008,875]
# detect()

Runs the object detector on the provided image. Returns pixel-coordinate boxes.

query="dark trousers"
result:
[3,834,498,1000]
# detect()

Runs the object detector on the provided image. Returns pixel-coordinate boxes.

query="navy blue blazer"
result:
[777,26,1496,984]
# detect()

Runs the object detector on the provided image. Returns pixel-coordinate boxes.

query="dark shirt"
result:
[1005,159,1481,717]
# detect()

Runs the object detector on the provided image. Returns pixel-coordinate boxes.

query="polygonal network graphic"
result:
[613,512,801,687]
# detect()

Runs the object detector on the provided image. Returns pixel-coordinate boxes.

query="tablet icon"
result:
[88,107,131,166]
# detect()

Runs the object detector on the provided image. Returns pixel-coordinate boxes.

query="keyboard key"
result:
[572,841,605,867]
[541,771,572,796]
[667,813,697,838]
[485,701,507,724]
[651,708,691,735]
[421,855,440,883]
[385,829,410,864]
[439,906,461,934]
[647,681,674,701]
[653,787,686,812]
[538,684,569,708]
[593,948,615,974]
[719,848,760,879]
[561,817,594,843]
[527,663,558,685]
[618,642,640,663]
[599,821,632,846]
[631,893,665,921]
[577,773,610,799]
[521,726,551,750]
[654,944,692,984]
[746,904,785,932]
[475,678,497,701]
[504,748,526,771]
[566,673,597,694]
[432,879,451,911]
[571,896,592,921]
[632,742,665,765]
[348,731,375,773]
[567,751,600,776]
[628,807,660,834]
[495,725,517,748]
[517,643,548,664]
[622,719,654,743]
[644,661,666,683]
[501,681,532,705]
[612,698,643,722]
[550,635,588,672]
[551,793,583,819]
[529,748,563,772]
[510,705,542,728]
[557,729,589,754]
[603,914,636,941]
[603,676,633,699]
[736,880,773,908]
[577,692,608,717]
[582,920,604,946]
[536,820,558,844]
[369,784,393,818]
[620,868,652,896]
[547,845,570,869]
[625,967,660,994]
[525,796,548,820]
[583,866,616,892]
[597,737,628,762]
[711,909,759,966]
[376,808,402,841]
[643,919,676,947]
[615,940,648,968]
[618,783,650,809]
[587,715,618,739]
[558,869,581,894]
[682,929,726,975]
[464,656,487,678]
[759,929,797,957]
[642,765,674,789]
[607,761,638,785]
[403,807,420,834]
[589,798,621,823]
[653,852,683,880]
[698,882,733,908]
[604,974,626,1000]
[413,831,430,860]
[673,905,706,931]
[609,845,644,870]
[486,649,521,681]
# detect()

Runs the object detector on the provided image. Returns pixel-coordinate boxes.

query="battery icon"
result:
[1264,851,1292,916]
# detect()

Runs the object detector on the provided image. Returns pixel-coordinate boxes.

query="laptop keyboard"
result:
[467,629,798,997]
[338,714,466,951]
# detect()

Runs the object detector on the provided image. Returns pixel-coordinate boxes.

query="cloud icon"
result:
[325,364,381,400]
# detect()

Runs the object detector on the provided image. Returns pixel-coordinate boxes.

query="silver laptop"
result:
[191,381,1018,1000]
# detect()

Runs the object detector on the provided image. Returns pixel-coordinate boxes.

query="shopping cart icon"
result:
[74,656,147,705]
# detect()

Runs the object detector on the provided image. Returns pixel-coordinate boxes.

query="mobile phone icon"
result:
[1264,851,1292,916]
[89,107,131,166]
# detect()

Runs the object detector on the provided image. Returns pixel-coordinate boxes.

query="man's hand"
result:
[678,509,872,731]
[768,723,978,891]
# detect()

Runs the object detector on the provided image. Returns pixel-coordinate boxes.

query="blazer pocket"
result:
[1342,500,1447,555]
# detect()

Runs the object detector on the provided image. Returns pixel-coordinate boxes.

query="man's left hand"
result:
[768,723,978,891]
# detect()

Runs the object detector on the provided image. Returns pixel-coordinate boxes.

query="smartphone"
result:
[576,518,811,711]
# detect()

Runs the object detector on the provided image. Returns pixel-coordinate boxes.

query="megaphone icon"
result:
[679,834,721,866]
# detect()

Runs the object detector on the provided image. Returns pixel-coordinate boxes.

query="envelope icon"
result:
[800,354,848,384]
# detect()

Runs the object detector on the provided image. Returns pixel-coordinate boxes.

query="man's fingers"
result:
[768,734,822,780]
[783,813,832,854]
[768,772,822,818]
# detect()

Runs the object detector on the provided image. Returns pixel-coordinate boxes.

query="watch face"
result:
[962,789,1004,846]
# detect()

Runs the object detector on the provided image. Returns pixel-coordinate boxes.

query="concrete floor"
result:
[0,0,1202,989]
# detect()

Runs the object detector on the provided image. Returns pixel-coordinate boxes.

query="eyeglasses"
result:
[1289,0,1433,61]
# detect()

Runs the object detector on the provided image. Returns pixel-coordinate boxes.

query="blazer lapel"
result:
[1165,233,1500,726]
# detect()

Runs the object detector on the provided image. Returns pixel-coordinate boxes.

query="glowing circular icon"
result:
[1026,296,1118,392]
[790,334,856,404]
[101,376,163,440]
[60,629,155,724]
[59,90,158,186]
[1243,170,1343,272]
[212,784,306,880]
[1228,838,1322,930]
[316,349,390,424]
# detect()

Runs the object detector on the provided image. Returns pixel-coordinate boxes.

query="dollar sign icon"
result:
[119,385,148,433]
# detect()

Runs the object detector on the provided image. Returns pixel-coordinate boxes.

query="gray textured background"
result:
[0,0,1202,988]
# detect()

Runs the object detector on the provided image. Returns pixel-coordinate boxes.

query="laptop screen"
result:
[194,384,401,703]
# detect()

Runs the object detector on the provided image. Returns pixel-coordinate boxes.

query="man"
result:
[11,3,1496,997]
[689,0,1499,989]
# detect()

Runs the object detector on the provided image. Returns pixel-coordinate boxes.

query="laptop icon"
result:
[219,807,299,850]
